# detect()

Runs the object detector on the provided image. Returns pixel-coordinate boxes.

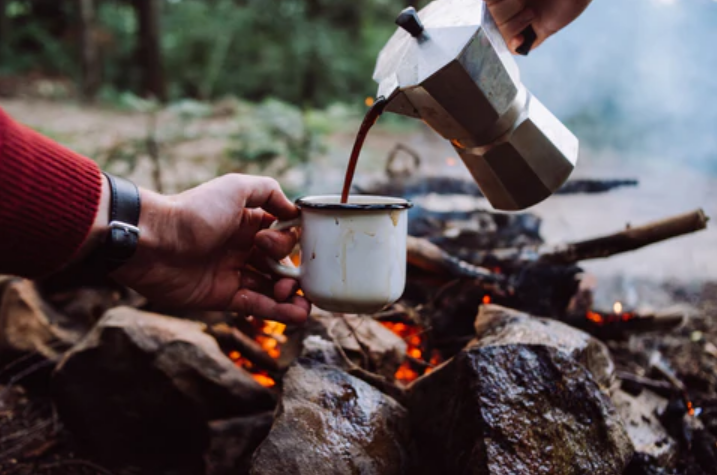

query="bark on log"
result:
[407,236,502,282]
[539,209,709,264]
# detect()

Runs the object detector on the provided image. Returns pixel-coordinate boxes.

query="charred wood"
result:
[407,236,502,282]
[540,209,709,265]
[356,176,638,199]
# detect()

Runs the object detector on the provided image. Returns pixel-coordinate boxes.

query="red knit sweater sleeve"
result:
[0,107,102,278]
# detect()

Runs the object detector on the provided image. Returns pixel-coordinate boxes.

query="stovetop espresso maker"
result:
[373,0,578,211]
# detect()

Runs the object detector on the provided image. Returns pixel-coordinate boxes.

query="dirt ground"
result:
[3,98,716,308]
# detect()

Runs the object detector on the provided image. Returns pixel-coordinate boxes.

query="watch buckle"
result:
[109,221,140,236]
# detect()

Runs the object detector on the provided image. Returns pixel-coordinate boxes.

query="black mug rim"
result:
[295,195,413,211]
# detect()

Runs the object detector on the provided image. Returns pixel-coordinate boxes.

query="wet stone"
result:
[250,358,412,475]
[53,307,275,473]
[612,389,678,470]
[408,344,633,475]
[205,411,275,475]
[474,304,616,391]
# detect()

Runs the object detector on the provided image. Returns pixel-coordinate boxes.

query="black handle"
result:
[396,7,424,38]
[515,25,537,56]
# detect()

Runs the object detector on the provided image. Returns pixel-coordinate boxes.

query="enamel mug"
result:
[266,195,412,314]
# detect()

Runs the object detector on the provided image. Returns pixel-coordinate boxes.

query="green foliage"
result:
[1,0,407,107]
[0,0,77,76]
[227,98,330,172]
[161,0,402,107]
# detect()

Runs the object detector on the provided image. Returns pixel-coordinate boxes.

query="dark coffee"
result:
[340,97,388,203]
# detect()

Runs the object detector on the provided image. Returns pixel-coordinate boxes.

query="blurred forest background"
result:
[0,0,407,105]
[1,0,716,286]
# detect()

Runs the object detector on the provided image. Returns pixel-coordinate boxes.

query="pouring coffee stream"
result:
[340,97,388,204]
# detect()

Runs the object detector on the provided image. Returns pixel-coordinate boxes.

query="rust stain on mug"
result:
[390,210,400,227]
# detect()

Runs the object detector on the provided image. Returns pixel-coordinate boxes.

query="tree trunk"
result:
[0,0,8,63]
[134,0,166,102]
[78,0,100,101]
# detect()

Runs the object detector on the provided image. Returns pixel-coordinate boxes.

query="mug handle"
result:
[264,218,302,279]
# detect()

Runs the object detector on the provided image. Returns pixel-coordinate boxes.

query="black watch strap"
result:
[98,172,141,272]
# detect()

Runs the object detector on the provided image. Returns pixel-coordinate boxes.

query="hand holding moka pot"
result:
[373,0,579,211]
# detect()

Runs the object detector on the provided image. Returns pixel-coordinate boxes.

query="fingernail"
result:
[510,36,523,53]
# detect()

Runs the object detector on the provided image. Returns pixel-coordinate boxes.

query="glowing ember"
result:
[252,374,276,388]
[365,97,375,107]
[687,400,696,416]
[228,319,288,388]
[381,321,442,384]
[290,253,301,267]
[395,365,418,382]
[587,311,604,324]
[482,295,491,305]
[586,307,637,326]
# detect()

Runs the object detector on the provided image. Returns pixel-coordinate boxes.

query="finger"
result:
[243,176,298,221]
[246,248,296,276]
[255,228,298,261]
[485,0,526,27]
[228,289,309,324]
[274,278,300,303]
[498,8,536,53]
[290,294,311,314]
[239,268,275,296]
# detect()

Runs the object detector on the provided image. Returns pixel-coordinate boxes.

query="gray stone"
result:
[474,304,616,390]
[0,279,81,359]
[205,412,274,475]
[250,359,412,475]
[310,309,406,379]
[408,344,633,475]
[53,306,275,473]
[300,335,344,367]
[612,389,678,468]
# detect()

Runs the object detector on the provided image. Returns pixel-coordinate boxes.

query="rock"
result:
[474,304,616,390]
[53,307,275,473]
[250,358,412,475]
[300,335,344,367]
[612,389,677,469]
[205,412,274,475]
[310,309,406,379]
[408,344,633,475]
[0,279,81,359]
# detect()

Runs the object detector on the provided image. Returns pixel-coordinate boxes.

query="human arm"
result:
[0,108,308,323]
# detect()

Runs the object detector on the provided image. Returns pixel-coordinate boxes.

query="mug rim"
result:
[296,195,412,210]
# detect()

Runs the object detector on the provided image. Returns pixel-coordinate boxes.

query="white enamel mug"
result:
[266,195,412,314]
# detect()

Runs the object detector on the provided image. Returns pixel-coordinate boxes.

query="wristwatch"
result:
[90,172,142,273]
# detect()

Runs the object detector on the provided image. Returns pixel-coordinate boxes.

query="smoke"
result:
[517,0,717,173]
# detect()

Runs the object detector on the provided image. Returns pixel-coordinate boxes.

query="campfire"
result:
[1,169,715,475]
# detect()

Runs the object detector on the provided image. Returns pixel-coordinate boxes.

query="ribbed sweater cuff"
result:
[0,108,102,278]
